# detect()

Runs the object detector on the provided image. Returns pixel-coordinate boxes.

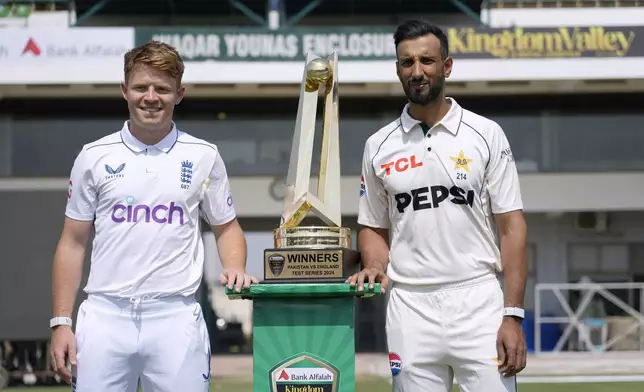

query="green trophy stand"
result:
[226,283,381,392]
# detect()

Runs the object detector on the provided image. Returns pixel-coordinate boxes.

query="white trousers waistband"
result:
[86,293,196,313]
[392,273,499,293]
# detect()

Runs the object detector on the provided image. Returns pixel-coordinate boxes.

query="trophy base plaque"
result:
[262,226,360,283]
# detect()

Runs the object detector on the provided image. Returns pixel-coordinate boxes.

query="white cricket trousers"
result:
[72,294,211,392]
[386,274,518,392]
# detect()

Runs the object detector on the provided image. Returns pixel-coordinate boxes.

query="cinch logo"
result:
[395,185,475,213]
[381,155,422,176]
[111,202,185,225]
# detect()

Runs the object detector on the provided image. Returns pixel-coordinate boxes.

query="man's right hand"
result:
[346,268,389,293]
[49,326,76,383]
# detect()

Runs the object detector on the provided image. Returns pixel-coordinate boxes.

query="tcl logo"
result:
[381,155,422,176]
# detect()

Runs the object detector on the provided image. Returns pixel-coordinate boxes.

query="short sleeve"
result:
[65,148,98,221]
[486,123,523,214]
[357,141,389,228]
[200,149,236,226]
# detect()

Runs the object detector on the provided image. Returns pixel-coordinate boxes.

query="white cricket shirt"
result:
[358,98,523,285]
[65,121,236,299]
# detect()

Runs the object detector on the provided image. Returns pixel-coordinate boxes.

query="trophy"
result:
[226,54,380,392]
[262,52,360,283]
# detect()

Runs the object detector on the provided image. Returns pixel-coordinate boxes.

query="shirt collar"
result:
[120,121,179,153]
[400,97,463,135]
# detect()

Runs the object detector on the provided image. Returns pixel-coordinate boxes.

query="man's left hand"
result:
[220,268,259,292]
[496,317,527,377]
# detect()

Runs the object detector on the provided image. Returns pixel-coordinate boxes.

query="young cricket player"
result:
[49,41,258,392]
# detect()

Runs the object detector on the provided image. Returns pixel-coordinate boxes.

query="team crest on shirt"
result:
[180,160,193,189]
[104,163,126,180]
[389,352,402,376]
[450,150,472,173]
[360,175,365,197]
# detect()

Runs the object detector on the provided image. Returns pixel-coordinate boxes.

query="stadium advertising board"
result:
[1,25,644,85]
[0,27,135,84]
[135,25,642,61]
[0,27,133,62]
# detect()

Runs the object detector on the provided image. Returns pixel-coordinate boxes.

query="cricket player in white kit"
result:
[49,41,258,391]
[347,20,528,392]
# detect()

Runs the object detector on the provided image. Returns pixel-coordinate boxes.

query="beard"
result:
[403,73,445,106]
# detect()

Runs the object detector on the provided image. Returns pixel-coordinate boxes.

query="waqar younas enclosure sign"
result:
[135,25,642,61]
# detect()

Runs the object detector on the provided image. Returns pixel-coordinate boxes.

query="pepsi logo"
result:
[389,352,402,376]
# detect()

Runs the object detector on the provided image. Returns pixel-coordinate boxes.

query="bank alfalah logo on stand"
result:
[270,353,339,392]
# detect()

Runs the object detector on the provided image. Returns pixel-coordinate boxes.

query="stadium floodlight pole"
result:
[228,0,266,26]
[447,0,486,26]
[72,0,111,26]
[267,0,283,30]
[286,0,323,27]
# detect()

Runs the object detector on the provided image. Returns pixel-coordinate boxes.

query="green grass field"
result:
[7,380,644,392]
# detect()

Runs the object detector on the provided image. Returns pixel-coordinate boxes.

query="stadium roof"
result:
[71,0,483,25]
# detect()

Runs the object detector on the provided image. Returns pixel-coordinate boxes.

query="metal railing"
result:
[534,281,644,354]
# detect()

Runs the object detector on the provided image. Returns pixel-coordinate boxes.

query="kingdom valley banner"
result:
[134,25,641,62]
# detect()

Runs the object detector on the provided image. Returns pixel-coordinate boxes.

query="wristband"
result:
[503,307,525,319]
[50,317,73,329]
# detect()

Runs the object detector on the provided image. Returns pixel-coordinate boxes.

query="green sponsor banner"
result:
[136,27,395,61]
[254,296,354,392]
[135,25,643,62]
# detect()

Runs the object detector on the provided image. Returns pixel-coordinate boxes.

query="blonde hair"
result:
[123,41,185,85]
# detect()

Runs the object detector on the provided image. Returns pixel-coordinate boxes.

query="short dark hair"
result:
[393,19,449,60]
